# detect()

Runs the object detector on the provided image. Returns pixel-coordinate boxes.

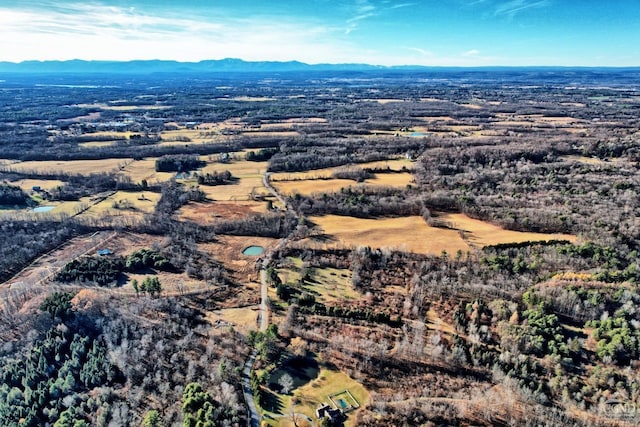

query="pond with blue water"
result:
[242,246,264,256]
[32,206,55,213]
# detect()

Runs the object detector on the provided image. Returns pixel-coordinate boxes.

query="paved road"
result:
[242,351,261,427]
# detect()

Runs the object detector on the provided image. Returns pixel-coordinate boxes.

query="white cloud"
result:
[463,49,480,57]
[494,0,549,19]
[405,47,433,56]
[0,3,367,63]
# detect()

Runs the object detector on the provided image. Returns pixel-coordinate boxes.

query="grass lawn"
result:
[259,359,368,427]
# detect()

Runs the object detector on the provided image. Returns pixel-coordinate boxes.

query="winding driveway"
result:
[242,172,298,426]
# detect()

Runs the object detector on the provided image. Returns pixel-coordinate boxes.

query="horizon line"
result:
[0,58,640,70]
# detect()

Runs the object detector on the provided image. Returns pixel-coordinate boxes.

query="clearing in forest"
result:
[272,172,414,196]
[81,191,160,219]
[198,158,269,201]
[177,200,267,224]
[308,214,577,255]
[276,257,357,304]
[308,215,471,255]
[437,213,577,246]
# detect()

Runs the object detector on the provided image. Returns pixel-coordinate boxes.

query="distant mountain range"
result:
[1,59,636,75]
[0,59,395,74]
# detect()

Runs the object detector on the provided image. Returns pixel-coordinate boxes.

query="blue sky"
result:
[1,0,639,66]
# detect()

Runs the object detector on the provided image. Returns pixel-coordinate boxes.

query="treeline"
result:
[56,256,125,287]
[246,147,278,162]
[155,154,206,173]
[214,212,298,238]
[154,179,206,215]
[268,137,425,172]
[196,170,236,186]
[290,186,423,218]
[56,249,175,287]
[0,135,283,162]
[0,219,90,283]
[0,183,33,206]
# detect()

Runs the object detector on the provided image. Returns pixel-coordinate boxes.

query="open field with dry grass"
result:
[270,158,413,182]
[178,200,268,224]
[277,257,357,304]
[308,215,471,255]
[5,158,132,175]
[81,190,159,219]
[119,158,175,183]
[273,172,414,196]
[273,178,356,196]
[306,213,577,255]
[11,178,65,192]
[78,140,118,148]
[199,158,269,201]
[199,235,278,284]
[436,212,577,247]
[205,307,259,335]
[0,197,94,219]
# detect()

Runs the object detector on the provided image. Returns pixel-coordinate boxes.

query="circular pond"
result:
[32,206,55,213]
[242,245,264,256]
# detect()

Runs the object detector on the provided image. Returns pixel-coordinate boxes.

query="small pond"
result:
[242,245,264,256]
[32,206,55,213]
[410,132,427,137]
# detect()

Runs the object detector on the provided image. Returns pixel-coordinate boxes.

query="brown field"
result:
[460,103,483,109]
[126,270,207,294]
[119,159,175,183]
[81,191,160,219]
[78,141,117,148]
[158,128,217,146]
[436,212,578,246]
[205,307,259,334]
[86,131,135,139]
[308,215,471,255]
[7,158,132,175]
[199,235,278,284]
[273,179,357,196]
[367,172,414,187]
[417,116,455,122]
[375,98,405,104]
[11,179,65,192]
[199,159,269,201]
[177,200,268,224]
[273,172,414,196]
[0,197,94,219]
[307,213,576,255]
[270,158,413,182]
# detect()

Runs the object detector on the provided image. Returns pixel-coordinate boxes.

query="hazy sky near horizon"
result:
[1,0,639,66]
